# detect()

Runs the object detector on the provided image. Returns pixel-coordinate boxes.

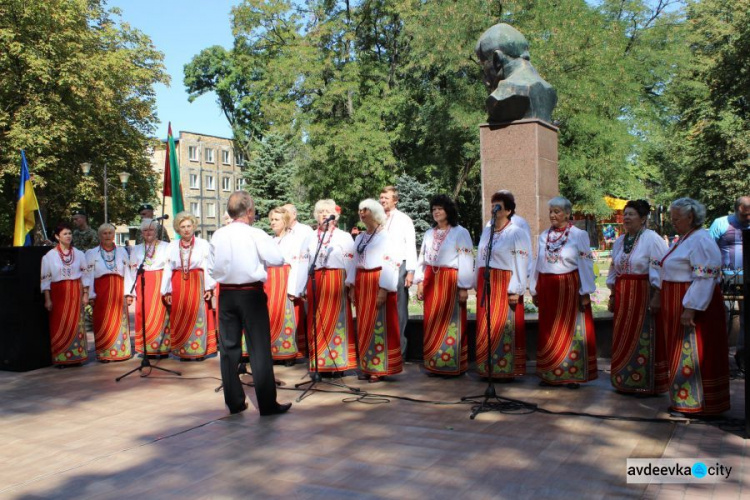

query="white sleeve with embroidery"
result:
[683,234,721,311]
[457,227,475,290]
[509,229,530,295]
[648,231,668,289]
[576,230,597,295]
[529,234,544,296]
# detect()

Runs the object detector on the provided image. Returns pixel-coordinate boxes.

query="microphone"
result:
[492,205,501,215]
[153,214,170,221]
[324,214,336,223]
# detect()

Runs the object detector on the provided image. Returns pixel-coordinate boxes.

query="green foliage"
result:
[651,0,750,221]
[186,0,688,237]
[0,0,168,243]
[243,133,311,233]
[394,173,435,245]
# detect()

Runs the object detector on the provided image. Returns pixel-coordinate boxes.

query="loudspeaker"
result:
[0,246,52,371]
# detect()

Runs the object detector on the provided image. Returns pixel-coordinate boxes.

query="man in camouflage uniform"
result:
[71,209,98,333]
[134,203,170,244]
[71,209,99,251]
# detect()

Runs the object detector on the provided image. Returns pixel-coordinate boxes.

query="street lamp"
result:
[80,162,130,223]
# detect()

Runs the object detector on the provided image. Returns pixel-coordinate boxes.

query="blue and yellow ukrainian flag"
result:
[13,150,39,246]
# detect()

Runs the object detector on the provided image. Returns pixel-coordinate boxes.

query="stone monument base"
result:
[480,119,559,248]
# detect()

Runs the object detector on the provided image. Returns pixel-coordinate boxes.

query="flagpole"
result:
[31,184,48,241]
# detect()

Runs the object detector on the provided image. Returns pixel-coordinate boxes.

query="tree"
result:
[0,0,168,243]
[243,133,311,233]
[394,173,435,246]
[651,0,750,220]
[186,0,686,237]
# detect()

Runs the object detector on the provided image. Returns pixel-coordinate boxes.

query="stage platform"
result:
[0,344,746,499]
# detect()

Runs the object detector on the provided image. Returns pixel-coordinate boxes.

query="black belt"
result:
[220,282,263,291]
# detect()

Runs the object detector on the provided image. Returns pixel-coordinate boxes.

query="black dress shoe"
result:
[259,402,292,416]
[229,401,249,415]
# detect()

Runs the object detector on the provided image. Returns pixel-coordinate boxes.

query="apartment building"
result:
[149,131,247,239]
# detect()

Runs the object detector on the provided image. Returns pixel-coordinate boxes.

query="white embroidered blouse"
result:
[414,225,474,290]
[303,228,355,277]
[85,246,133,299]
[274,231,310,297]
[529,225,596,296]
[162,236,216,295]
[40,247,88,291]
[345,230,401,292]
[657,228,721,311]
[128,240,170,297]
[606,229,666,289]
[475,223,531,295]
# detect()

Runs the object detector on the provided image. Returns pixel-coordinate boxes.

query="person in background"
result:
[709,196,750,373]
[71,209,99,252]
[135,203,170,244]
[283,203,314,240]
[379,186,418,359]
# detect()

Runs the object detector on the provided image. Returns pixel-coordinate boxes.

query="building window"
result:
[189,173,199,189]
[190,202,200,217]
[207,203,216,218]
[235,178,246,191]
[116,232,129,246]
[205,147,214,163]
[222,177,231,191]
[222,150,231,165]
[235,152,244,167]
[205,175,215,190]
[188,145,198,161]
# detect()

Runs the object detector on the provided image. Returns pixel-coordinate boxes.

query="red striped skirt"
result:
[476,268,526,378]
[354,268,402,376]
[134,269,170,355]
[265,264,300,360]
[170,269,217,359]
[92,274,132,361]
[611,274,667,394]
[305,268,356,372]
[49,279,88,365]
[661,281,730,415]
[536,271,597,384]
[422,266,468,375]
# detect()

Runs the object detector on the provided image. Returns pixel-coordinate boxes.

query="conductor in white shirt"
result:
[380,186,418,358]
[209,191,292,416]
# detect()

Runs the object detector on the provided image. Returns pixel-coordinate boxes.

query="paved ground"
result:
[0,340,746,499]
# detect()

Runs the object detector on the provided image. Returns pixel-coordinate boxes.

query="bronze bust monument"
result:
[476,23,557,123]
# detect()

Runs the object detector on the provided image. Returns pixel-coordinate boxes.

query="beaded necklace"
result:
[57,244,74,278]
[545,223,572,264]
[618,229,644,275]
[179,236,194,280]
[99,244,117,272]
[143,241,156,267]
[356,226,381,265]
[317,226,334,246]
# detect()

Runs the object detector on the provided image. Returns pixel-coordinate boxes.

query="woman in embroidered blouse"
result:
[41,222,89,366]
[474,191,531,380]
[86,223,133,362]
[129,219,171,358]
[606,200,668,395]
[163,212,217,360]
[346,199,402,382]
[303,199,357,373]
[659,198,729,416]
[265,206,309,365]
[415,194,474,376]
[530,196,597,388]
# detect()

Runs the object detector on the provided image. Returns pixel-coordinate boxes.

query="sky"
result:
[108,0,241,140]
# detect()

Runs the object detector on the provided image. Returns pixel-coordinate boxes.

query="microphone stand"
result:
[295,218,361,401]
[461,209,536,418]
[117,229,181,381]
